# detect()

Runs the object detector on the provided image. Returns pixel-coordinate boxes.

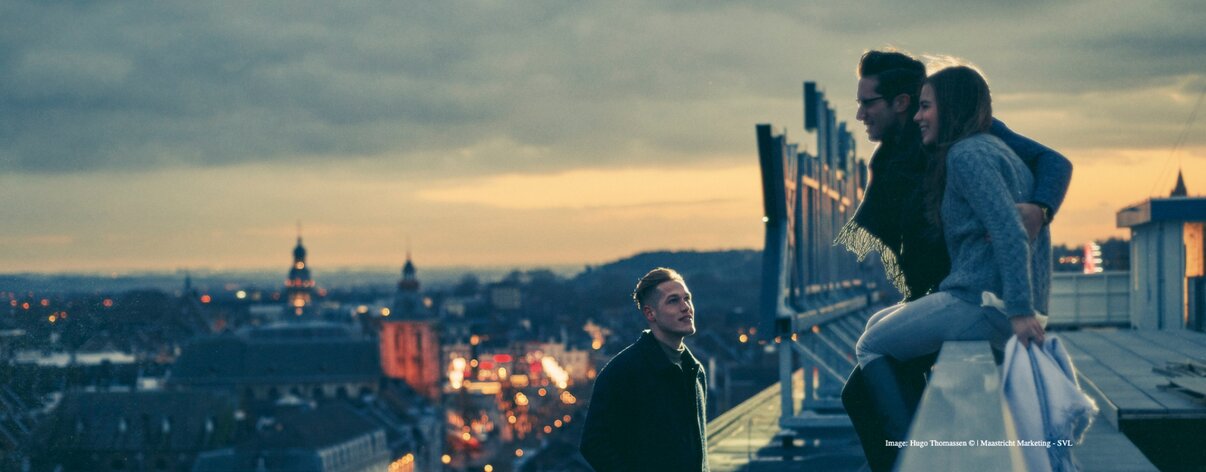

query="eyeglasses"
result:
[856,96,886,108]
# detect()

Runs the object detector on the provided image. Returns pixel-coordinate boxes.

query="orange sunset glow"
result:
[0,3,1202,273]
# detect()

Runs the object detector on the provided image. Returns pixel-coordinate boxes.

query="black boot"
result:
[843,365,887,472]
[844,356,929,472]
[898,351,938,414]
[860,357,916,471]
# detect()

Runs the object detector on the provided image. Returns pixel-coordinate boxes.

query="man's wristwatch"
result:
[1032,202,1052,225]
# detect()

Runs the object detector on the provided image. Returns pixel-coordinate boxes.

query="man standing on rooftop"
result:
[580,267,709,471]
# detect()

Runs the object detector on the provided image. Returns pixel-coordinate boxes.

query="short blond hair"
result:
[632,267,684,311]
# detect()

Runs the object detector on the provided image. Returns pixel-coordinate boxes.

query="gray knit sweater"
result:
[938,133,1051,317]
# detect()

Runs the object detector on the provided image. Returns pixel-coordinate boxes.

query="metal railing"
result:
[757,81,881,436]
[1048,271,1130,327]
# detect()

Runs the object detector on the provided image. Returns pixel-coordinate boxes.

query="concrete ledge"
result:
[897,341,1025,472]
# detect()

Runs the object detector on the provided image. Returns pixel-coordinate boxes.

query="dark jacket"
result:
[580,330,708,472]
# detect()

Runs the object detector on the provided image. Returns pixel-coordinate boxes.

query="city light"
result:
[200,295,212,304]
[449,358,466,389]
[541,356,569,389]
[583,320,610,351]
[515,448,524,457]
[1084,242,1105,274]
[387,454,414,472]
[381,307,391,317]
[441,455,452,465]
[514,392,529,406]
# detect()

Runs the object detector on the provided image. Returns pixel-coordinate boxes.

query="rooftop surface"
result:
[1062,328,1206,471]
[705,331,1182,471]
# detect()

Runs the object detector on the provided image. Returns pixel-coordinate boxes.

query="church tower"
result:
[394,248,423,318]
[284,226,316,316]
[380,245,441,399]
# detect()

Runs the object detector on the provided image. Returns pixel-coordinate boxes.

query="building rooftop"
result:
[1116,196,1206,227]
[172,323,380,385]
[193,402,386,472]
[32,390,237,453]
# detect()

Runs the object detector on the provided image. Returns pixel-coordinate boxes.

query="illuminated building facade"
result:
[380,252,442,400]
[284,235,316,316]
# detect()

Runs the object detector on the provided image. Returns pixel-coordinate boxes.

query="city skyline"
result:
[2,1,1204,273]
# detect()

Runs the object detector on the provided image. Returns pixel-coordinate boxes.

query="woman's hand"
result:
[1010,315,1046,348]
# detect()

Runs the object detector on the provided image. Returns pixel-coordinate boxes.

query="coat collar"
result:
[637,330,702,374]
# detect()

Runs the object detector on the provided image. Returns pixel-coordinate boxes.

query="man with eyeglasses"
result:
[836,50,1073,472]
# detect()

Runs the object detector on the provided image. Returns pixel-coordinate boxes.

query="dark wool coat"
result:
[580,330,708,472]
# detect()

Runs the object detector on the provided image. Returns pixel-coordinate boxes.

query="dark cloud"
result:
[0,1,519,173]
[0,1,1202,175]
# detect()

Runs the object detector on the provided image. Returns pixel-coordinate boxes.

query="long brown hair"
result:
[922,66,994,227]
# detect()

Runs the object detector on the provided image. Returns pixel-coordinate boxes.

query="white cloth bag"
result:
[1001,336,1098,472]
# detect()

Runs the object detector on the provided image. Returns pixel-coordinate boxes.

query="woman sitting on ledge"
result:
[852,65,1051,468]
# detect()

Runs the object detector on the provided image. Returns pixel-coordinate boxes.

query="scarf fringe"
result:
[834,219,910,300]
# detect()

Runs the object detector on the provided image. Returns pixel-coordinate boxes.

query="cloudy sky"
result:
[2,1,1204,273]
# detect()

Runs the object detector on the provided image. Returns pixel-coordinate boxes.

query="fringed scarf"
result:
[835,125,949,301]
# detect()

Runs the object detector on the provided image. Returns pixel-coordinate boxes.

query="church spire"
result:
[1171,168,1189,197]
[285,222,315,316]
[403,236,416,279]
[395,240,423,318]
